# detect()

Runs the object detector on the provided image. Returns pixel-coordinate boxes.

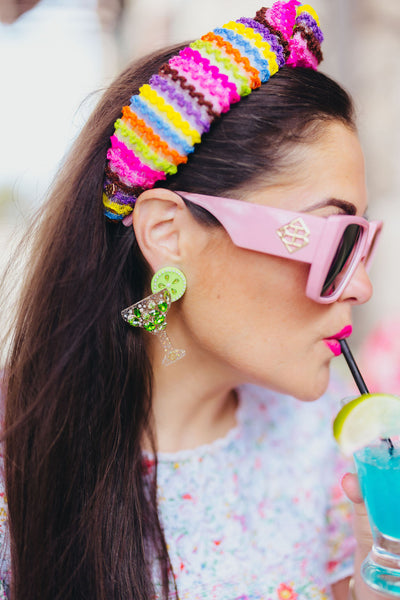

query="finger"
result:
[342,473,372,550]
[341,472,363,504]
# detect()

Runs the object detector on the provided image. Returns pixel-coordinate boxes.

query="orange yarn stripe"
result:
[201,32,261,89]
[121,106,188,166]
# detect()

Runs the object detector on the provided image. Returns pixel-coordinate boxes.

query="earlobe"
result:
[133,189,187,271]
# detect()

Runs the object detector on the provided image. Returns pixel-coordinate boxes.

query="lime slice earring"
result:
[121,267,186,366]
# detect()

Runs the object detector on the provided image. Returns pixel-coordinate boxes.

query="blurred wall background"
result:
[0,0,399,353]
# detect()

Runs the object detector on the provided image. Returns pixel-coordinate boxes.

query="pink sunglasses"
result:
[177,192,383,304]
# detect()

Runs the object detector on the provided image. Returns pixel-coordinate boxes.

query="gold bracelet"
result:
[349,577,357,600]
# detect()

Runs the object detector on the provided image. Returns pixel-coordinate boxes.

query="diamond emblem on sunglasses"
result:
[276,217,310,253]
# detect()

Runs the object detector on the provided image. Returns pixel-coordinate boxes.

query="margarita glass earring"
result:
[121,267,186,366]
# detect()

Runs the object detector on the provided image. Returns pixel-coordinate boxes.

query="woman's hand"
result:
[340,473,388,599]
[341,472,372,552]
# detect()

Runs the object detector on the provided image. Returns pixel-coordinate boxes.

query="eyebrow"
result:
[303,198,357,216]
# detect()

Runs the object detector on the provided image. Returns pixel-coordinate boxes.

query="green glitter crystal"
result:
[154,312,165,325]
[128,318,140,327]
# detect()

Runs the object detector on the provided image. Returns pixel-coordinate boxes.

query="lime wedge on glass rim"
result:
[333,393,400,456]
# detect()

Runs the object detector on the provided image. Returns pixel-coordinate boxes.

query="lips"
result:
[323,325,353,356]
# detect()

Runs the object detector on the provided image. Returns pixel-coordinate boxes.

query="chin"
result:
[248,360,331,401]
[296,368,331,401]
[255,376,329,403]
[278,363,331,402]
[294,388,326,402]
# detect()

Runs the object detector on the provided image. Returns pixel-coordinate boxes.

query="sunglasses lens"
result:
[321,224,363,297]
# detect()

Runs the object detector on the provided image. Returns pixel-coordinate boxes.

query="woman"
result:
[1,2,382,599]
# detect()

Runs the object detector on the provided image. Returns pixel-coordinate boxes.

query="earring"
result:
[121,267,186,366]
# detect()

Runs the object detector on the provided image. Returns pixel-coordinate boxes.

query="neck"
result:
[148,326,241,453]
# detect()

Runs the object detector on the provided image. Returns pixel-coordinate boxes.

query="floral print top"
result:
[0,458,9,600]
[153,381,355,599]
[0,378,355,599]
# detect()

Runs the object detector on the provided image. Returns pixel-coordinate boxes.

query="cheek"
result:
[181,238,334,398]
[183,241,318,367]
[176,225,338,400]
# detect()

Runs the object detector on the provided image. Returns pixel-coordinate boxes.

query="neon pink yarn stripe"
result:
[287,36,318,69]
[265,0,300,40]
[107,136,166,187]
[169,56,230,114]
[171,48,240,108]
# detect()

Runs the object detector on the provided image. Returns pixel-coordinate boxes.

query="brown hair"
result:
[3,43,355,600]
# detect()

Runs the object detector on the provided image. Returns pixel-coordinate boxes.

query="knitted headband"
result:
[103,0,323,224]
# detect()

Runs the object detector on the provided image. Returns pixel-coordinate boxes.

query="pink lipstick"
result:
[323,325,353,356]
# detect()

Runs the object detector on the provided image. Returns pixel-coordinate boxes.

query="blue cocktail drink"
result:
[355,444,400,539]
[354,440,400,596]
[333,340,400,595]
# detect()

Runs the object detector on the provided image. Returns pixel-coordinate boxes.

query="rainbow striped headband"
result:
[103,0,323,223]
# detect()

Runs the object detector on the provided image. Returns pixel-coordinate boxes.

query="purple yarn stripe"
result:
[150,74,211,133]
[105,180,135,205]
[236,17,286,67]
[295,14,324,43]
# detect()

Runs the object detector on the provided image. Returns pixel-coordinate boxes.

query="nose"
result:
[339,261,373,305]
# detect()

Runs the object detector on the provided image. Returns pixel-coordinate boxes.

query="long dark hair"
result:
[3,42,355,600]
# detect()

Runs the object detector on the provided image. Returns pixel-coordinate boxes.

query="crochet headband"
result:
[103,0,323,223]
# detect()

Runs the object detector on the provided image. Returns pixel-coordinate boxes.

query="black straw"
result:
[339,339,394,453]
[339,339,369,394]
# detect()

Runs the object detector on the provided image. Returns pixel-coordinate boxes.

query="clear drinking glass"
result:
[353,438,400,596]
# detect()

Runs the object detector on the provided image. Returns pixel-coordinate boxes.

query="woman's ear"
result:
[132,189,190,272]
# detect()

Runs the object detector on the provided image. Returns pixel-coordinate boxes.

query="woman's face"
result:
[176,122,372,400]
